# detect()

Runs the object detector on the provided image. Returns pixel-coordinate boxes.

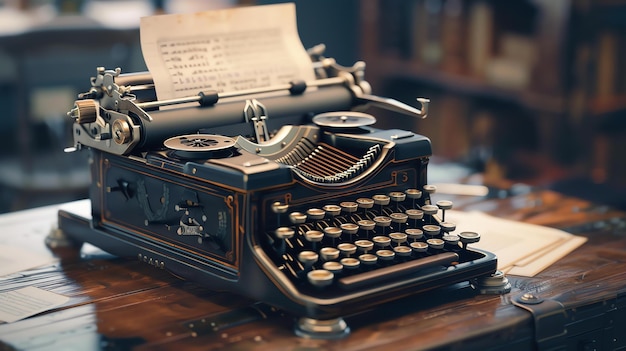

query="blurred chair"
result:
[0,14,144,212]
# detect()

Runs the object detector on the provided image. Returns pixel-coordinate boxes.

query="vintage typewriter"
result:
[53,44,507,338]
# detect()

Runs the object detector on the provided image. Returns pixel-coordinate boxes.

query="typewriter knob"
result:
[69,99,97,124]
[112,119,131,145]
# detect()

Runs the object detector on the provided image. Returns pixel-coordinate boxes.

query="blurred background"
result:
[0,0,625,213]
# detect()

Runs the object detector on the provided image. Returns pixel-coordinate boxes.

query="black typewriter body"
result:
[54,46,502,338]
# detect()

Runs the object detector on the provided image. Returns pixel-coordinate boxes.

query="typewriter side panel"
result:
[88,150,247,281]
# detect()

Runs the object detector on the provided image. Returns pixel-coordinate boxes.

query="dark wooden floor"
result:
[1,190,625,350]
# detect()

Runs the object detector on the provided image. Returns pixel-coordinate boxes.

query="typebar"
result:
[337,252,459,290]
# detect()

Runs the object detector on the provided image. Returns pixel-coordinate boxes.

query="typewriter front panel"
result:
[91,151,244,279]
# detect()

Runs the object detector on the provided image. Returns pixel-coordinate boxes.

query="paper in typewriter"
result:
[140,3,315,101]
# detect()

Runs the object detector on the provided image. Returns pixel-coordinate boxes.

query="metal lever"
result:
[356,94,429,120]
[244,99,271,144]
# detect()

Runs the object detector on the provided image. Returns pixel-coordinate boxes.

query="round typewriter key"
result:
[323,226,342,239]
[323,261,343,273]
[271,202,289,214]
[373,216,391,227]
[390,212,408,224]
[436,200,453,210]
[405,188,423,199]
[337,243,357,257]
[389,232,408,245]
[458,231,481,249]
[410,241,429,253]
[307,269,334,288]
[298,251,319,268]
[393,245,412,257]
[305,230,324,243]
[356,198,374,208]
[359,253,378,265]
[355,239,374,253]
[320,247,340,261]
[440,221,456,233]
[442,234,460,247]
[340,201,358,213]
[357,219,376,231]
[323,204,342,216]
[389,191,406,202]
[289,212,307,224]
[405,228,424,241]
[427,238,445,250]
[436,200,453,221]
[372,194,391,206]
[341,257,360,269]
[376,249,395,261]
[275,227,295,239]
[340,223,359,235]
[406,209,424,220]
[421,205,438,216]
[372,235,391,248]
[307,208,325,220]
[423,184,437,194]
[423,224,441,237]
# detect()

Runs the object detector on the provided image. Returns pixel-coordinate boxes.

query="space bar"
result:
[337,252,459,290]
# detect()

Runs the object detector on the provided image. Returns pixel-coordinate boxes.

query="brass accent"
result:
[112,119,131,145]
[70,99,98,124]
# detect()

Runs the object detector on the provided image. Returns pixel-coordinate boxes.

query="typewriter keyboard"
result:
[266,186,486,293]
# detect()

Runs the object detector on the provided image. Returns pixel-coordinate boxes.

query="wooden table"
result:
[1,190,625,350]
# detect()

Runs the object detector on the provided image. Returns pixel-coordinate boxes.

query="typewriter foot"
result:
[473,270,512,295]
[294,317,350,339]
[45,226,83,250]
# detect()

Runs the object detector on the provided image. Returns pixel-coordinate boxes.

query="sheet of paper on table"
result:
[447,210,587,277]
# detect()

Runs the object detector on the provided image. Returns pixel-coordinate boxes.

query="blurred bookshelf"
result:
[360,0,626,190]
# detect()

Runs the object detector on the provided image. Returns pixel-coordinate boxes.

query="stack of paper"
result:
[446,210,587,277]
